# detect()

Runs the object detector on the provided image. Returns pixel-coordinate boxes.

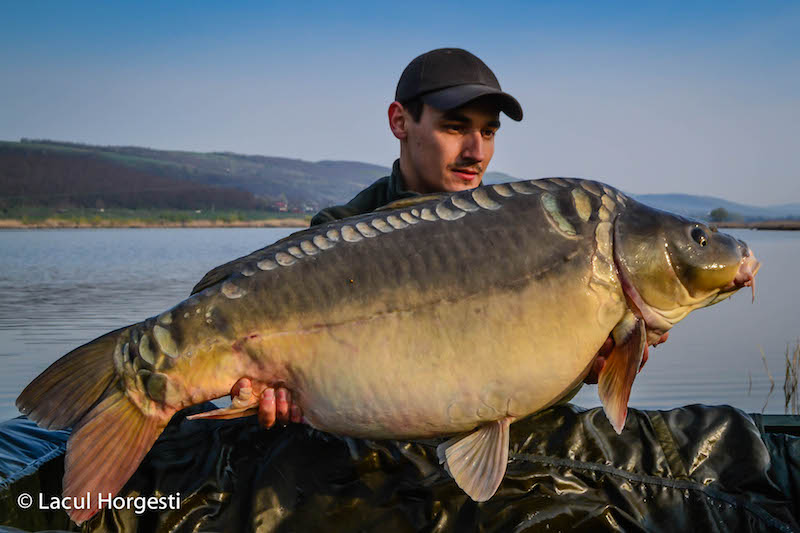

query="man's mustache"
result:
[449,162,483,173]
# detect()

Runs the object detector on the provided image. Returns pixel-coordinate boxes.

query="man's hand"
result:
[230,378,303,428]
[583,332,669,384]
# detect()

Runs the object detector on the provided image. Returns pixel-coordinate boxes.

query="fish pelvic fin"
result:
[16,325,129,429]
[598,312,646,434]
[186,385,260,420]
[63,387,165,525]
[437,416,514,502]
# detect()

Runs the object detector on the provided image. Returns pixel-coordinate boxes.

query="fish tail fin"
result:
[16,324,168,524]
[16,325,131,429]
[64,386,165,524]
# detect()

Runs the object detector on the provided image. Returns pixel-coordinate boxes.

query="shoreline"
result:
[2,218,799,231]
[0,218,310,229]
[713,220,800,231]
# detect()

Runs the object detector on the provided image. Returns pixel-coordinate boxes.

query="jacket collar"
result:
[388,159,420,199]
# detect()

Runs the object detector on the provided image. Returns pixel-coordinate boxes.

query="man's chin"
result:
[447,172,482,190]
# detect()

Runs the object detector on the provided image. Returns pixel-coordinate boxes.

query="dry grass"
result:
[760,348,775,414]
[784,340,800,415]
[755,340,800,414]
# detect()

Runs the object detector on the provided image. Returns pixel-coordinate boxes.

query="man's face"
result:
[402,101,500,193]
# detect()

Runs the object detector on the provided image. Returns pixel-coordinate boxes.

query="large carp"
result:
[17,178,759,524]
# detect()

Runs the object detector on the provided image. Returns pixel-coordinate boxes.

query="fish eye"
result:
[691,227,708,247]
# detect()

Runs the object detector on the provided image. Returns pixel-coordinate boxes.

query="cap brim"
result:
[421,84,523,121]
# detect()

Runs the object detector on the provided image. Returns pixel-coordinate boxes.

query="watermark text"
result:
[16,492,181,514]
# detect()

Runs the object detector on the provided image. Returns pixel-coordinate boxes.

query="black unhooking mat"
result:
[1,403,798,532]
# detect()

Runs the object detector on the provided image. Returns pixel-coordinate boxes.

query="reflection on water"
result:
[0,227,798,420]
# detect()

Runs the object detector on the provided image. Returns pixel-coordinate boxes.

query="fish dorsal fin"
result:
[598,312,646,434]
[192,259,248,295]
[191,194,449,295]
[191,230,306,294]
[375,194,449,211]
[436,416,513,501]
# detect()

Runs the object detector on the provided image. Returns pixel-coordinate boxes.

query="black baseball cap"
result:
[395,48,523,121]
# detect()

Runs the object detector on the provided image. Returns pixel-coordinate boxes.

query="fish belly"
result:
[248,270,624,440]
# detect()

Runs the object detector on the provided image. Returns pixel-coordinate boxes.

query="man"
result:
[311,48,521,224]
[229,48,526,426]
[230,48,659,428]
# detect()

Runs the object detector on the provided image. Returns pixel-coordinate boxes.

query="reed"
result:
[755,340,800,414]
[760,348,775,414]
[784,339,800,415]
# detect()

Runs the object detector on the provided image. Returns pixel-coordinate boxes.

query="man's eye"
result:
[482,130,496,139]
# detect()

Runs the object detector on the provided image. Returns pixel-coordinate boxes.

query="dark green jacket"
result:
[311,160,419,226]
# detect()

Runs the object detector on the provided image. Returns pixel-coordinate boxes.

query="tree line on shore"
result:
[1,146,281,212]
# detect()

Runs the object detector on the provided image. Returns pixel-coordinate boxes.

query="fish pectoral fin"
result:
[187,387,260,420]
[598,312,646,434]
[436,416,513,502]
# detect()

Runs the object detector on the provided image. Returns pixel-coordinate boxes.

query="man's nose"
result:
[461,131,485,162]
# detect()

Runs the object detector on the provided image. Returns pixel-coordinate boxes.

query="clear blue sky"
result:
[1,1,798,204]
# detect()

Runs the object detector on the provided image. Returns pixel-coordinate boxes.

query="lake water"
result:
[0,227,798,421]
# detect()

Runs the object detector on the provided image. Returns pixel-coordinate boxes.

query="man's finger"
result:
[290,405,303,424]
[597,336,614,358]
[584,356,605,384]
[583,336,614,384]
[230,377,252,399]
[276,388,290,424]
[258,388,276,429]
[638,331,667,373]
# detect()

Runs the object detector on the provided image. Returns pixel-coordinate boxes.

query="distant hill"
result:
[1,139,797,220]
[633,193,800,221]
[0,143,260,211]
[1,140,389,209]
[483,170,522,185]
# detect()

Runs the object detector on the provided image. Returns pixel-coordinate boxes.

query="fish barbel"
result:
[16,178,760,524]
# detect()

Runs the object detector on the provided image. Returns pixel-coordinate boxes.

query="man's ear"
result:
[388,101,408,140]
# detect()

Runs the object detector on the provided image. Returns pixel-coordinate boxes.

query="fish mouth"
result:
[720,249,761,303]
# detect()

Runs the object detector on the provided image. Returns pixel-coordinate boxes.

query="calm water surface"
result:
[0,228,798,421]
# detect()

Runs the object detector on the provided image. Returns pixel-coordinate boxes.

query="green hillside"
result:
[0,142,261,211]
[3,140,389,209]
